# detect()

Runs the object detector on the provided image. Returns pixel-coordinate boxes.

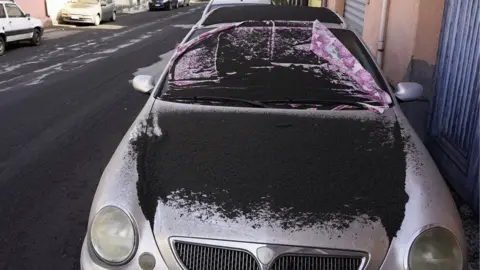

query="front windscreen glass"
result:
[161,21,392,112]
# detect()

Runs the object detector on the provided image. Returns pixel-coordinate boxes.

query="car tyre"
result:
[0,36,5,56]
[167,2,172,10]
[94,14,101,26]
[175,1,179,8]
[186,1,189,6]
[110,11,116,21]
[30,29,42,46]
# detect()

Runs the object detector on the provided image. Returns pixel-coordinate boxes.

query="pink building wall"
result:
[15,0,51,26]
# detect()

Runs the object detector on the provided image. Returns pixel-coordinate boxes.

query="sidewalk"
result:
[453,192,479,270]
[42,27,83,41]
[117,4,149,14]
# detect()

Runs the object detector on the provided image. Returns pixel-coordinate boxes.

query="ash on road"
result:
[0,6,203,269]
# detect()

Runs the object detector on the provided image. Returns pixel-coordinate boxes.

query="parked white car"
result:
[61,0,116,26]
[0,1,43,56]
[202,0,272,17]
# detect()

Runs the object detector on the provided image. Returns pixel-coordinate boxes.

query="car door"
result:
[0,4,9,39]
[4,3,31,42]
[106,0,114,18]
[100,0,109,19]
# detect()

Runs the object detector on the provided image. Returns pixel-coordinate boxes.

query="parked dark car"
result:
[149,0,180,10]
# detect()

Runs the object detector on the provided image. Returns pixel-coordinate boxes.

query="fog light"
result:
[139,252,156,270]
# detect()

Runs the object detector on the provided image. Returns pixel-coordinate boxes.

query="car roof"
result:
[0,1,16,4]
[210,0,271,5]
[199,5,346,27]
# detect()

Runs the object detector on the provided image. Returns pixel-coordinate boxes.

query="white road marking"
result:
[35,63,63,73]
[83,57,107,64]
[172,24,195,29]
[1,61,41,73]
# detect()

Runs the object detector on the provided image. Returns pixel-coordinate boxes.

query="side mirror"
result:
[132,75,154,94]
[25,13,31,17]
[395,82,423,102]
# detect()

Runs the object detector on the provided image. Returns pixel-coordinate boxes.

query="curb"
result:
[117,7,149,14]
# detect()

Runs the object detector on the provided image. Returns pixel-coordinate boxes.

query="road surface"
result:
[0,5,203,269]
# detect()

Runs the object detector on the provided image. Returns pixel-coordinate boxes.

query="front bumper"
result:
[61,14,95,23]
[80,225,170,270]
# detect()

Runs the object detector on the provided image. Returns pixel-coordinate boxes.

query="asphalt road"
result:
[0,5,204,269]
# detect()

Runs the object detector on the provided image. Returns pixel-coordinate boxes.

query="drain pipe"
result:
[377,0,390,67]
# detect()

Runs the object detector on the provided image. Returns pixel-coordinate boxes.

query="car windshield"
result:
[160,20,392,112]
[71,0,99,4]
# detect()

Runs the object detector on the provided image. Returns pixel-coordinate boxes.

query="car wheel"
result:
[167,2,172,10]
[175,1,179,8]
[0,36,5,56]
[30,29,42,46]
[110,11,116,21]
[94,14,101,26]
[186,2,189,6]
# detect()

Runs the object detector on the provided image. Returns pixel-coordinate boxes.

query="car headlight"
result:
[90,206,137,264]
[408,226,463,269]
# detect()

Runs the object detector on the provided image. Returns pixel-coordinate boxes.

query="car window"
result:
[5,4,24,18]
[0,5,6,19]
[185,26,385,87]
[188,27,386,89]
[161,21,392,110]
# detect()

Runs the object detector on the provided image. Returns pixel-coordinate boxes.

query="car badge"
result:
[256,246,275,265]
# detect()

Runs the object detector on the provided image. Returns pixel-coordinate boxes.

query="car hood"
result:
[130,102,409,268]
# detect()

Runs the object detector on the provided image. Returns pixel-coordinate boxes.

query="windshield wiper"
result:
[163,96,271,108]
[260,99,369,108]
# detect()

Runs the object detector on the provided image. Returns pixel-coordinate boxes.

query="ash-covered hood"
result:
[132,106,408,267]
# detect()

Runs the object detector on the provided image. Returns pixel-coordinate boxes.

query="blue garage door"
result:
[428,0,479,214]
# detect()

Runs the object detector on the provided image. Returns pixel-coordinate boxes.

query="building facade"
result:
[14,0,50,26]
[327,0,479,214]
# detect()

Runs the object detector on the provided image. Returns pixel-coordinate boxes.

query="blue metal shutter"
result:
[428,0,479,213]
[344,0,366,36]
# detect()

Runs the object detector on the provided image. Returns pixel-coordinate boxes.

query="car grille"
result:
[174,242,364,270]
[270,255,364,270]
[174,242,261,270]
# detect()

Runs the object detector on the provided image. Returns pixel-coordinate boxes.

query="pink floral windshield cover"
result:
[166,20,392,113]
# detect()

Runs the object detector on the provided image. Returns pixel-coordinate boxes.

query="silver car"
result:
[61,0,116,26]
[80,6,467,270]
